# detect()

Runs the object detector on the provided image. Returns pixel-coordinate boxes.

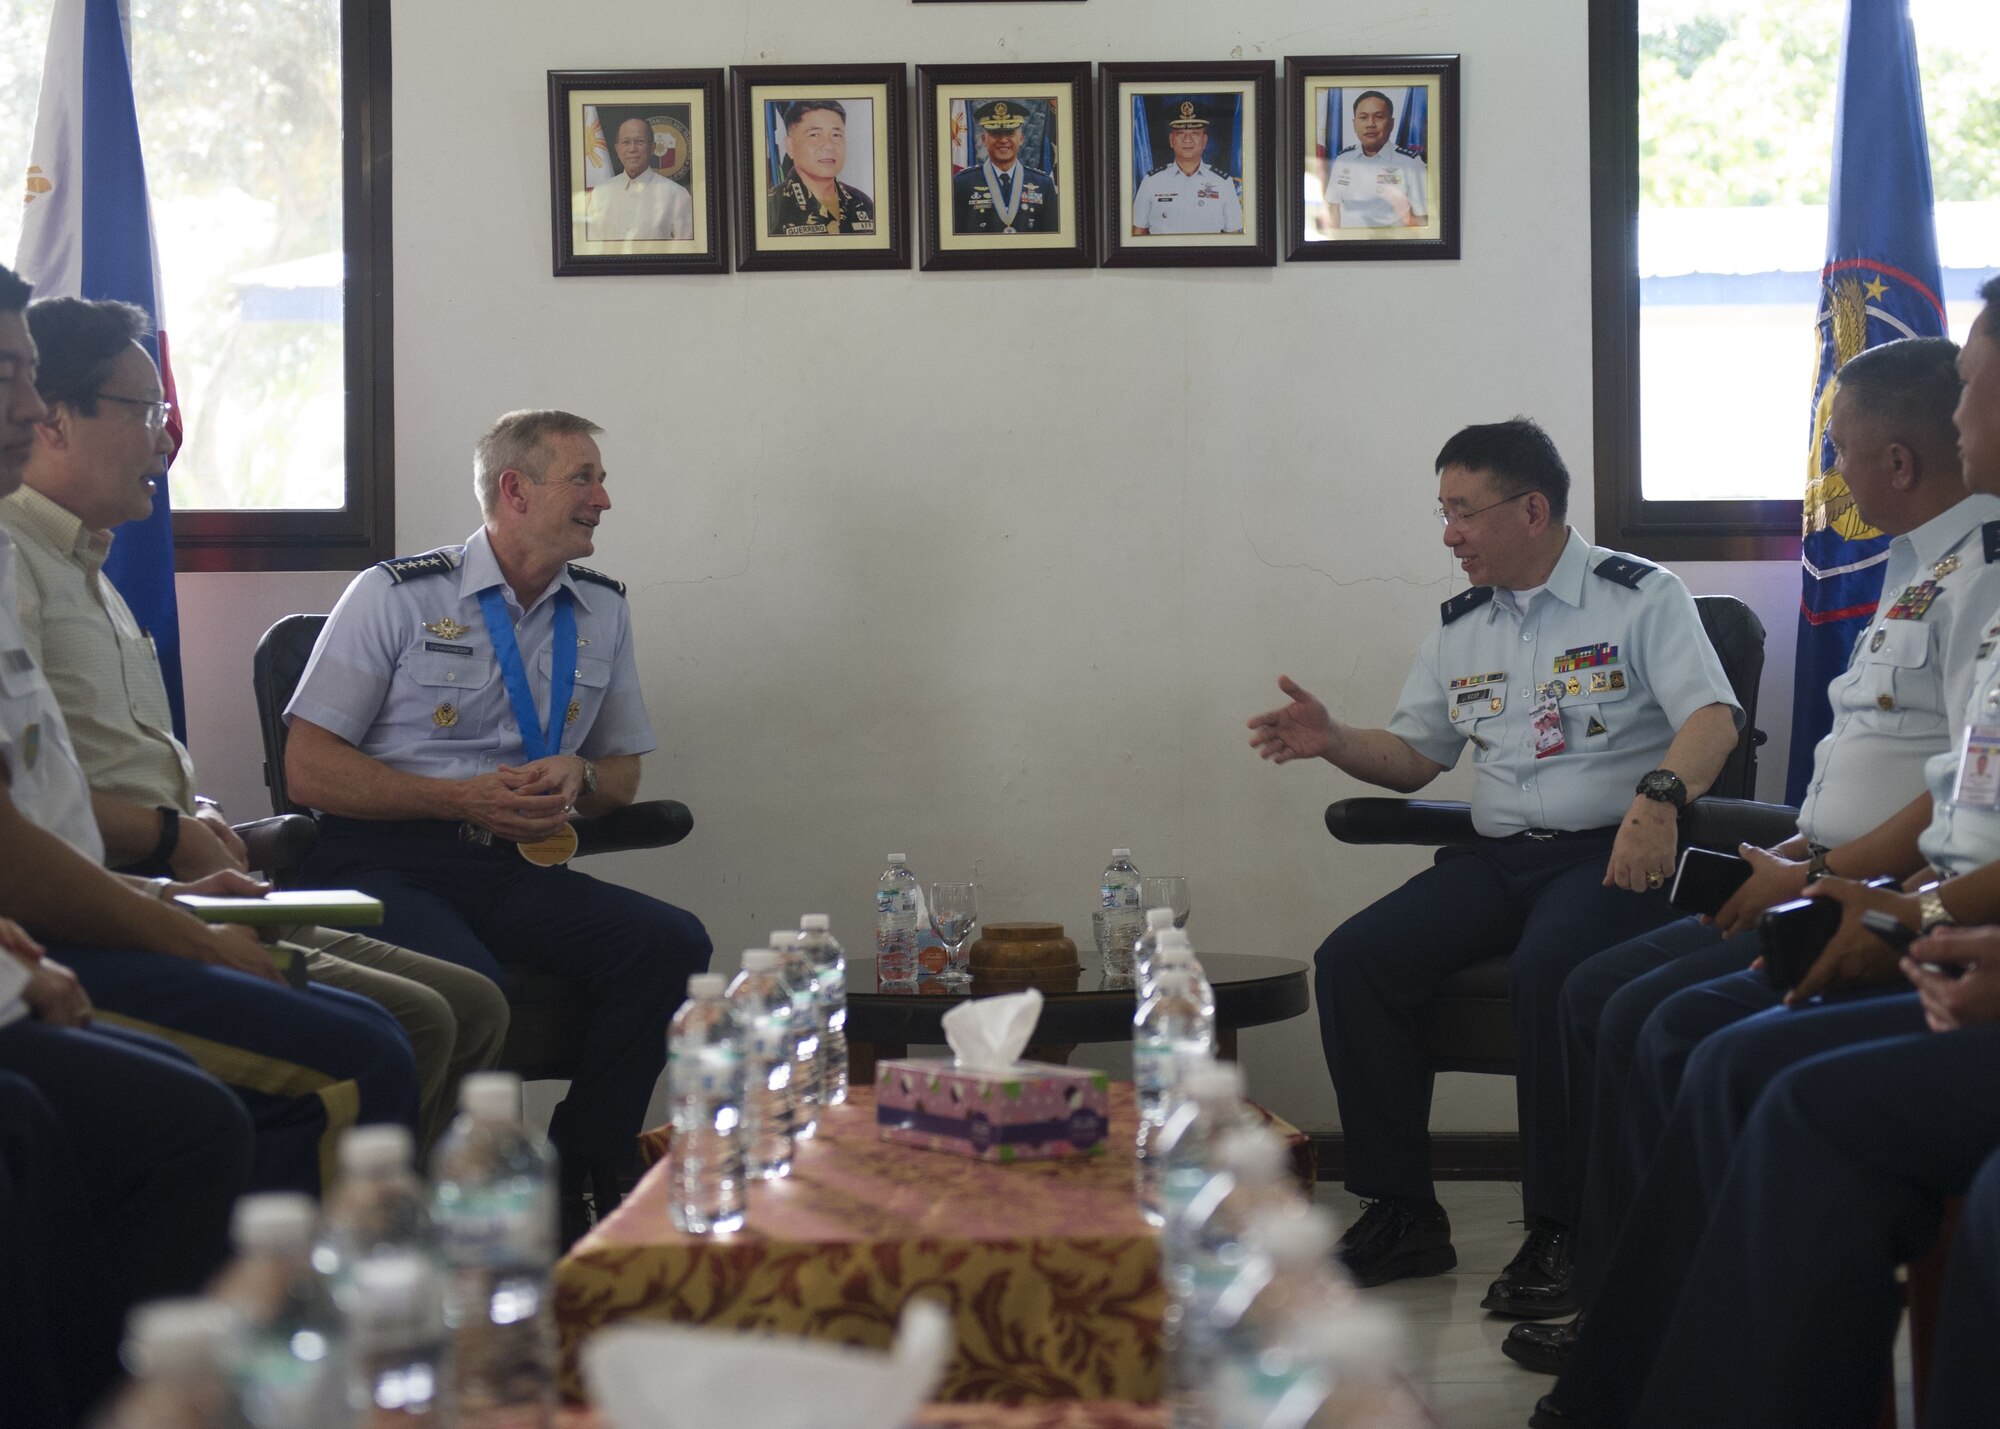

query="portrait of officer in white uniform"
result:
[1324,89,1429,230]
[1131,100,1244,236]
[584,115,694,243]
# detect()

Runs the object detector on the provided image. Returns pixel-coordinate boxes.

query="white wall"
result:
[173,0,1805,1137]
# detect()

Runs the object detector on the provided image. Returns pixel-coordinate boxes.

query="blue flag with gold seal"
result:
[1788,0,1946,804]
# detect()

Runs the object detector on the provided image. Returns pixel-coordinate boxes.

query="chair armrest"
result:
[1680,797,1800,853]
[1325,798,1477,847]
[233,815,319,876]
[574,800,693,857]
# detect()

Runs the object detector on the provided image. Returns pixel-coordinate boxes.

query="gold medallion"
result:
[565,698,581,726]
[424,617,470,640]
[517,823,579,867]
[1566,676,1583,697]
[433,703,458,728]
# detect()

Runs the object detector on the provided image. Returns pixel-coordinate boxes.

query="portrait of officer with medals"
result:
[1130,99,1245,236]
[950,99,1061,236]
[765,98,877,238]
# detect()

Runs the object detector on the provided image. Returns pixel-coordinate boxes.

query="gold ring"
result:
[1645,871,1666,889]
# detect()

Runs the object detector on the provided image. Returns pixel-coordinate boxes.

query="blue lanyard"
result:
[475,585,576,763]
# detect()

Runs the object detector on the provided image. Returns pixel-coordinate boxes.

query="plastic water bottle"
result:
[1099,848,1145,976]
[876,854,920,988]
[430,1072,559,1429]
[1146,932,1216,1018]
[1155,1060,1253,1244]
[320,1125,448,1422]
[668,973,747,1233]
[1135,965,1218,1222]
[118,1298,250,1429]
[800,915,849,1105]
[770,928,822,1139]
[224,1194,347,1429]
[728,949,797,1180]
[1167,1132,1302,1429]
[1206,1212,1351,1429]
[1134,907,1176,986]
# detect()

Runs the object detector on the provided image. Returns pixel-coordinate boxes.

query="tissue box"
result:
[875,1059,1111,1163]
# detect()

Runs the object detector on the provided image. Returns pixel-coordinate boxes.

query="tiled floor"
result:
[1313,1180,1916,1429]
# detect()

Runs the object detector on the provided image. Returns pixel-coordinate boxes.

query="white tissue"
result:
[941,988,1044,1072]
[584,1297,954,1429]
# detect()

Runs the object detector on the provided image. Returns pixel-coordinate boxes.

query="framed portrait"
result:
[731,64,910,272]
[916,62,1096,272]
[1284,54,1461,262]
[548,68,729,277]
[1099,61,1275,268]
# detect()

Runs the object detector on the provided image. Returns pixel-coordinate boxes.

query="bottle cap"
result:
[339,1123,414,1175]
[769,931,798,951]
[1215,1128,1290,1181]
[1146,908,1175,929]
[689,973,727,998]
[1111,848,1132,859]
[1250,1208,1336,1263]
[124,1298,242,1378]
[888,853,907,865]
[742,949,779,972]
[1184,1059,1244,1102]
[801,914,831,932]
[231,1192,317,1254]
[460,1071,522,1122]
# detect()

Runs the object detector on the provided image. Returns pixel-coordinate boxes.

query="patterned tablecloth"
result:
[557,1403,1167,1429]
[556,1084,1167,1404]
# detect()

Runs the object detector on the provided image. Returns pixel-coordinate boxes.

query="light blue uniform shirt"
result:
[0,532,104,861]
[285,526,656,795]
[1387,529,1741,838]
[1918,579,2000,878]
[1797,496,2000,847]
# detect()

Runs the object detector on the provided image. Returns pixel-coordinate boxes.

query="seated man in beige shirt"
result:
[2,295,508,1151]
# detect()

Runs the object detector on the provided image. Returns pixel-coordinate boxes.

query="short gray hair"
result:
[473,409,603,514]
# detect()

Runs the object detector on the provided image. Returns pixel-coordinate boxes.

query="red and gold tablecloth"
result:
[556,1085,1166,1404]
[557,1403,1167,1429]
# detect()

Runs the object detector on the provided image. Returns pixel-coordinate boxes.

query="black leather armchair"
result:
[1322,594,1789,1075]
[252,613,695,1082]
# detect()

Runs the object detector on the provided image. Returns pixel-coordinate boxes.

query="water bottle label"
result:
[1133,1043,1174,1097]
[436,1183,556,1267]
[671,1045,741,1099]
[747,1020,790,1063]
[876,889,917,915]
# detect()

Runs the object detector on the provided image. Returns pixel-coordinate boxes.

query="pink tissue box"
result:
[875,1058,1111,1163]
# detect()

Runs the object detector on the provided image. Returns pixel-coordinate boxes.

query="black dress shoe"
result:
[1482,1220,1577,1318]
[1334,1196,1456,1288]
[1527,1394,1576,1429]
[1502,1313,1582,1375]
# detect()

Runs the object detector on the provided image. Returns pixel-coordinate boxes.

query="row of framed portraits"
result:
[548,55,1461,277]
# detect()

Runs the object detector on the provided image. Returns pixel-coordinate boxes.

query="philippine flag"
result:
[15,0,186,738]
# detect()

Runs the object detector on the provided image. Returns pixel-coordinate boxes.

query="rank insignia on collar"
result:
[433,703,458,728]
[424,617,470,640]
[1934,554,1963,579]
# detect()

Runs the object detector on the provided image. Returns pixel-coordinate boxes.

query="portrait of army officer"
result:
[767,99,876,238]
[1325,88,1429,230]
[584,115,694,243]
[951,100,1059,235]
[1131,99,1244,236]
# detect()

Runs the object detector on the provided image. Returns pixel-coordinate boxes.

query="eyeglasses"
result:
[1435,490,1531,529]
[96,393,171,434]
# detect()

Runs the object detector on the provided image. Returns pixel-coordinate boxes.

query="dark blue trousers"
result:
[1563,922,1767,1300]
[1932,1144,2000,1428]
[56,943,418,1195]
[1630,1018,2000,1429]
[0,1019,253,1425]
[1314,835,1677,1211]
[1551,986,1926,1428]
[305,823,711,1184]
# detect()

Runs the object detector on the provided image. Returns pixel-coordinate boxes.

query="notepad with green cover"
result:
[172,890,385,926]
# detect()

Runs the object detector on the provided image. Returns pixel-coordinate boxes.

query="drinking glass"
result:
[1140,875,1191,930]
[928,882,978,987]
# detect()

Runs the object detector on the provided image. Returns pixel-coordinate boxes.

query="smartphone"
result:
[1758,897,1842,993]
[1669,847,1755,917]
[1858,908,1919,955]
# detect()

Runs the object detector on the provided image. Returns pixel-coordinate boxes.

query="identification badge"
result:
[1532,696,1567,759]
[1955,727,2000,810]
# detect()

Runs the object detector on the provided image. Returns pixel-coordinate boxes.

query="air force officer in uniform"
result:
[1130,101,1243,236]
[286,409,712,1227]
[1247,418,1741,1289]
[1325,89,1428,230]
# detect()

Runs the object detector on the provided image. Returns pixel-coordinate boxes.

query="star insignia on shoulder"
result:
[424,617,470,640]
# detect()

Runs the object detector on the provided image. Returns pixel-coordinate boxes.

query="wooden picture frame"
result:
[1100,61,1276,268]
[916,62,1096,272]
[1284,54,1461,262]
[731,64,911,272]
[548,68,729,277]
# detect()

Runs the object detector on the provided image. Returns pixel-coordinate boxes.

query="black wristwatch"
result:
[150,805,181,866]
[1634,769,1689,811]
